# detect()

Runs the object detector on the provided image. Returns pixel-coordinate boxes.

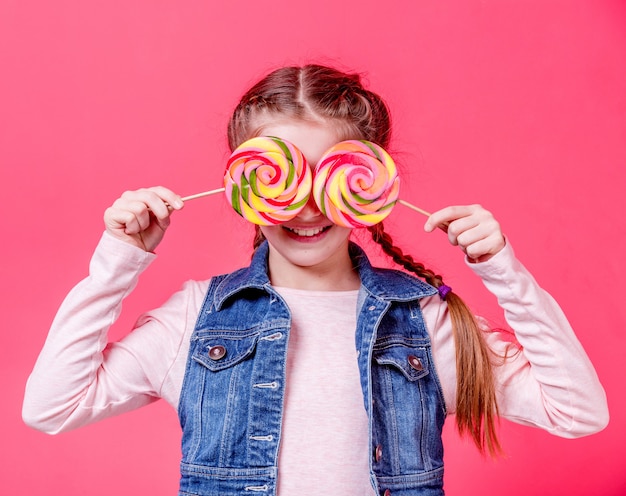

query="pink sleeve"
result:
[22,232,204,434]
[426,241,609,438]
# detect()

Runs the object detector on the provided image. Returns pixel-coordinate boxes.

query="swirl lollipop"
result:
[312,140,400,228]
[223,136,313,225]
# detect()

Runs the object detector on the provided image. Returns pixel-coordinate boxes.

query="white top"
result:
[22,232,609,495]
[275,287,373,494]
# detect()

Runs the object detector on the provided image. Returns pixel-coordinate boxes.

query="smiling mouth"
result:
[283,225,332,237]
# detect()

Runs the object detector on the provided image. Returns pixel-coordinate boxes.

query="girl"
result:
[23,65,608,496]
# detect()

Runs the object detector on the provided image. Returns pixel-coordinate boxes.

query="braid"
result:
[369,223,502,457]
[368,223,445,288]
[252,226,265,252]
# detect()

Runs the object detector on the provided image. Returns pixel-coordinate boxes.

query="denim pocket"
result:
[373,344,430,381]
[370,341,444,475]
[192,333,260,372]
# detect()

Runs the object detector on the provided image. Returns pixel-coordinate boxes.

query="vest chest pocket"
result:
[192,333,260,372]
[373,344,430,381]
[370,342,446,476]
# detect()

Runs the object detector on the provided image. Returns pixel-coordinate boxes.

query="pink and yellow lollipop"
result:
[312,140,400,228]
[223,136,312,225]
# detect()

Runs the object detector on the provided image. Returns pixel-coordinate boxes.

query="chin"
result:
[263,225,353,269]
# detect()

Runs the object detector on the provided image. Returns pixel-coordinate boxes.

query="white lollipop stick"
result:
[397,199,431,218]
[398,199,450,230]
[181,188,225,202]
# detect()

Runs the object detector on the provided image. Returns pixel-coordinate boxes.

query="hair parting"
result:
[227,64,392,151]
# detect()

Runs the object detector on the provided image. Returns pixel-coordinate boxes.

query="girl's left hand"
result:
[424,205,505,263]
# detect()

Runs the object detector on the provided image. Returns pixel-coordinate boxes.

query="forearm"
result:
[22,232,156,433]
[471,243,609,437]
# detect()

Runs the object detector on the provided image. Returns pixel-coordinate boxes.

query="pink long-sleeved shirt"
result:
[23,233,609,493]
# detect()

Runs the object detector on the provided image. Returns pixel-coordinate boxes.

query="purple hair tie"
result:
[437,285,452,300]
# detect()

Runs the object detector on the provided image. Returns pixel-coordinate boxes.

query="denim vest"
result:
[178,242,446,496]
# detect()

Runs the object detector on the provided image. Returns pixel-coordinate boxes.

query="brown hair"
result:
[228,64,501,456]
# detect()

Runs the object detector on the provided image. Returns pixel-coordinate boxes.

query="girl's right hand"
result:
[103,187,184,252]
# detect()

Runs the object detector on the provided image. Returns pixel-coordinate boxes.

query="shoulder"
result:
[361,265,438,302]
[349,241,437,301]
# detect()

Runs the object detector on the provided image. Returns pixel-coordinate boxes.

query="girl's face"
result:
[255,120,359,290]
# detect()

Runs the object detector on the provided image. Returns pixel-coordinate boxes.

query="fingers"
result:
[103,187,183,251]
[424,205,505,262]
[424,205,472,233]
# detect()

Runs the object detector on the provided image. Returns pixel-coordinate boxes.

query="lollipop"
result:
[223,136,313,225]
[312,140,400,228]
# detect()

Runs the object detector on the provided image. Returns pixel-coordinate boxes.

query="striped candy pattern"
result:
[312,140,400,227]
[224,136,312,226]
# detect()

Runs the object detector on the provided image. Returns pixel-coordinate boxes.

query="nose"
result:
[296,194,323,221]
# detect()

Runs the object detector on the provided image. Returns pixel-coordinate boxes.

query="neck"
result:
[266,245,361,291]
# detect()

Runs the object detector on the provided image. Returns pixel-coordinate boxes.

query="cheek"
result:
[325,226,354,248]
[259,225,281,240]
[335,226,353,239]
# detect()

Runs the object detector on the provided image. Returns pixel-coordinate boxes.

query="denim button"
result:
[209,345,226,360]
[408,355,423,371]
[375,444,383,462]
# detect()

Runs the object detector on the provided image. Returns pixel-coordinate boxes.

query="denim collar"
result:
[212,241,437,310]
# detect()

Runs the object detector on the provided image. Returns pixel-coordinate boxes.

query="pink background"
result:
[2,0,625,494]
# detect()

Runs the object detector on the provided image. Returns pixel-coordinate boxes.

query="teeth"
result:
[285,226,327,237]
